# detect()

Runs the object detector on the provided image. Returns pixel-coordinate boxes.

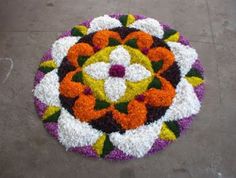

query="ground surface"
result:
[0,0,236,178]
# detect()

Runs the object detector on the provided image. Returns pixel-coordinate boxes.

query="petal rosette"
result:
[125,63,151,82]
[104,77,127,102]
[34,14,205,160]
[84,62,110,80]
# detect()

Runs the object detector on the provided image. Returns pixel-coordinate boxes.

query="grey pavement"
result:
[0,0,236,178]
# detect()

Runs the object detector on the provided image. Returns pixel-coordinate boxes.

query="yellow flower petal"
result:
[39,60,57,68]
[126,14,136,26]
[159,123,176,141]
[164,32,180,42]
[185,76,204,87]
[42,106,61,120]
[93,134,106,156]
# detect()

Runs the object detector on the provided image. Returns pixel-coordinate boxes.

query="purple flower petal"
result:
[194,83,205,102]
[177,117,193,133]
[44,122,58,139]
[148,139,171,155]
[69,146,98,158]
[192,59,204,76]
[34,97,47,117]
[105,148,133,160]
[34,70,45,86]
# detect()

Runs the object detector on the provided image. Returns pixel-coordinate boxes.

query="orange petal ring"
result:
[59,68,85,98]
[73,94,110,122]
[67,43,94,67]
[111,100,147,130]
[123,31,154,51]
[144,76,175,107]
[92,30,122,49]
[147,47,175,74]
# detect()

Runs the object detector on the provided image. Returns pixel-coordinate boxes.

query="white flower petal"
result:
[52,36,80,66]
[109,46,130,66]
[104,77,126,102]
[161,78,201,122]
[125,63,151,82]
[84,62,110,80]
[128,18,164,39]
[168,42,198,77]
[87,15,122,34]
[110,120,163,158]
[34,69,60,106]
[58,108,103,149]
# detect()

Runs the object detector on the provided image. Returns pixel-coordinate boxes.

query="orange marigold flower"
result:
[73,94,109,122]
[59,69,85,98]
[124,31,153,50]
[147,47,174,74]
[144,77,175,107]
[67,43,94,67]
[112,100,147,130]
[92,30,121,49]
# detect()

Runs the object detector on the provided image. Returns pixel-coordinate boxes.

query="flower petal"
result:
[161,78,201,122]
[52,36,80,66]
[58,108,103,149]
[34,69,60,106]
[84,62,110,80]
[104,77,126,102]
[87,15,122,34]
[125,64,151,82]
[109,46,130,66]
[128,18,164,39]
[167,42,198,77]
[109,120,163,158]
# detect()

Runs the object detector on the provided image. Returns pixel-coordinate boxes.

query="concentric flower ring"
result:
[34,14,205,160]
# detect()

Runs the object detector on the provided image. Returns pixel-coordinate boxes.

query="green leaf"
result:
[148,77,162,89]
[72,72,83,83]
[101,136,114,158]
[163,29,177,39]
[109,38,121,46]
[186,68,203,79]
[114,102,129,114]
[165,121,180,138]
[43,110,61,123]
[94,100,110,110]
[77,56,88,66]
[119,15,128,26]
[71,27,84,37]
[151,60,163,72]
[125,38,138,48]
[38,66,55,74]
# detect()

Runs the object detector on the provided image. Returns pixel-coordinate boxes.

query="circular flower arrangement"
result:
[33,14,205,160]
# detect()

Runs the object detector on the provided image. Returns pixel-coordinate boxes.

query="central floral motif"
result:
[34,14,204,160]
[83,45,152,102]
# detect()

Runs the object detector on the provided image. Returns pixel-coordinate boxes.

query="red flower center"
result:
[109,64,126,78]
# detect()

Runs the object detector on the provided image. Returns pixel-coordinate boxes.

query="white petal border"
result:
[125,63,151,82]
[160,78,201,122]
[109,45,131,66]
[52,36,80,67]
[128,18,164,39]
[34,69,60,106]
[167,42,198,77]
[58,108,103,149]
[84,62,110,80]
[104,77,127,102]
[87,15,122,34]
[109,78,201,157]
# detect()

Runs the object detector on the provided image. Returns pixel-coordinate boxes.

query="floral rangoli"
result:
[33,14,205,160]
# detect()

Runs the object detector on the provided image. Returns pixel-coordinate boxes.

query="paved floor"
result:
[0,0,236,178]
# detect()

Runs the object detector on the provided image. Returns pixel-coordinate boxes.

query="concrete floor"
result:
[0,0,236,177]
